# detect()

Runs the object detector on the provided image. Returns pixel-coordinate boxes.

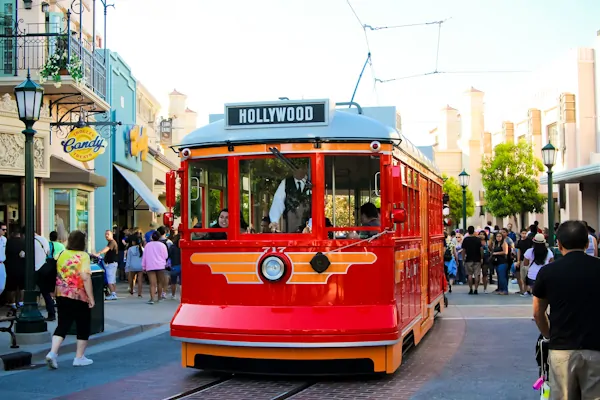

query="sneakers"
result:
[73,356,93,367]
[473,290,478,295]
[105,293,118,301]
[468,289,473,295]
[45,351,58,369]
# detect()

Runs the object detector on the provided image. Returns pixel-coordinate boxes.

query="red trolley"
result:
[164,99,447,375]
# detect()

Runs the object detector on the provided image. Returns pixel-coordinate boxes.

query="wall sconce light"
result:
[24,0,33,9]
[41,1,49,12]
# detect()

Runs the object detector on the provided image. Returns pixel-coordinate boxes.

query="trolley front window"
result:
[239,155,313,234]
[187,158,228,238]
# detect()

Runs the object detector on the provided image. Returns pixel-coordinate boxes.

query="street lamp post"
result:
[14,72,47,334]
[542,143,558,247]
[458,169,470,231]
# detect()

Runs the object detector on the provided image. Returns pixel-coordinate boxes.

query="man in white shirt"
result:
[0,221,7,296]
[33,233,50,272]
[33,232,56,320]
[269,166,311,233]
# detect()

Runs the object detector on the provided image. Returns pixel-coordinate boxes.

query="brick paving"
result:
[52,363,220,400]
[289,318,466,400]
[185,378,307,400]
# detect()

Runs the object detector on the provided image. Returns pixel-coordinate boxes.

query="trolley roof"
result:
[177,99,440,174]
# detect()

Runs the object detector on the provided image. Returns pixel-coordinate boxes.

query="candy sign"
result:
[62,127,106,162]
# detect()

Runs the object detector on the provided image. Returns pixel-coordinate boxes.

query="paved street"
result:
[0,281,542,400]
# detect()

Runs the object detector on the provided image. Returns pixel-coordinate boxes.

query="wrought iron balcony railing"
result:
[0,13,106,100]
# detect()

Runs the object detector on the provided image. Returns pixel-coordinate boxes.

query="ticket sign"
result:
[225,99,329,129]
[62,126,106,162]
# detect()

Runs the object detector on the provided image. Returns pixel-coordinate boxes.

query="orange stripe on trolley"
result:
[190,253,262,264]
[208,264,257,273]
[287,252,377,264]
[292,263,357,274]
[188,143,392,158]
[223,274,261,283]
[288,274,330,283]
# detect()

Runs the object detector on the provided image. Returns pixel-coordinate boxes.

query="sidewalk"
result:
[0,282,179,363]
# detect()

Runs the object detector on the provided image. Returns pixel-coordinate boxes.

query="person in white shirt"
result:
[33,233,55,321]
[268,166,311,233]
[34,233,50,272]
[0,222,7,297]
[522,233,554,296]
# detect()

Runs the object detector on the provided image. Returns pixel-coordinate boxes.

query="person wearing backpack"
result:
[444,232,457,293]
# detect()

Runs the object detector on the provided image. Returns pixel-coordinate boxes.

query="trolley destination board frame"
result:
[224,99,330,130]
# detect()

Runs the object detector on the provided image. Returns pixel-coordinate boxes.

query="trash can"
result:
[68,264,105,336]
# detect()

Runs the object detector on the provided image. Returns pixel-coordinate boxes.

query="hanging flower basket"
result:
[39,49,84,86]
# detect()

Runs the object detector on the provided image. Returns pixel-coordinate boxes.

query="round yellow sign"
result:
[61,127,107,162]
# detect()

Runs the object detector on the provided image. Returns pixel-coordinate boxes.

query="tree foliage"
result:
[480,141,545,220]
[442,175,475,227]
[324,196,380,227]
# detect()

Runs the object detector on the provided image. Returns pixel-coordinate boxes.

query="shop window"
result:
[49,189,91,245]
[76,191,89,238]
[240,156,312,234]
[324,155,380,239]
[53,189,71,242]
[188,159,228,232]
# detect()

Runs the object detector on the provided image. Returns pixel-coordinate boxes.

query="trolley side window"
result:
[188,159,228,238]
[239,156,312,234]
[323,155,381,240]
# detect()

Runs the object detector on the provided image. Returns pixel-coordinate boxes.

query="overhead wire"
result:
[346,0,379,104]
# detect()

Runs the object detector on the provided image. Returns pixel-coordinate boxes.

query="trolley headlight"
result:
[261,256,286,282]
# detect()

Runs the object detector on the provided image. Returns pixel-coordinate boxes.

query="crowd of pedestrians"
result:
[0,220,181,369]
[444,219,600,399]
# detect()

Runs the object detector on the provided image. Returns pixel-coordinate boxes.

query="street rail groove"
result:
[162,376,233,399]
[176,378,314,400]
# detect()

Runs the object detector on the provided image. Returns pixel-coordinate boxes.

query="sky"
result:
[100,0,600,146]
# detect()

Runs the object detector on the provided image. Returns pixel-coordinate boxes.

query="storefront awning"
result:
[47,156,107,187]
[114,164,167,214]
[540,164,600,185]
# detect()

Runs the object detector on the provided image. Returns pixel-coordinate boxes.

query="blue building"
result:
[94,51,166,251]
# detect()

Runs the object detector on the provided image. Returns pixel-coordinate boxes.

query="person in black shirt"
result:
[461,226,483,295]
[515,228,532,295]
[533,220,600,399]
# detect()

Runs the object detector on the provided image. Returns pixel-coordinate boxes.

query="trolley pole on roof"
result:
[349,52,371,105]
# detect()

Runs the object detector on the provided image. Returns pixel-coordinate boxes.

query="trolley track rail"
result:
[161,376,233,400]
[161,375,315,400]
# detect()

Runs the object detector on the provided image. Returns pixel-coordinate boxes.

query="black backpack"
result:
[444,247,453,262]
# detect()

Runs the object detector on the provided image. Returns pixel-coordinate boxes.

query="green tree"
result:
[442,175,475,228]
[480,141,545,226]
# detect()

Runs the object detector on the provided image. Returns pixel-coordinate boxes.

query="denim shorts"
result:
[170,265,181,284]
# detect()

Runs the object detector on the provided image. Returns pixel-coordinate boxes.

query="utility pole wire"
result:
[375,70,532,84]
[364,17,451,31]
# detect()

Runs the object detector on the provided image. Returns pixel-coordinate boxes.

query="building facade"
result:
[0,1,178,252]
[0,0,109,249]
[431,31,600,232]
[430,88,486,229]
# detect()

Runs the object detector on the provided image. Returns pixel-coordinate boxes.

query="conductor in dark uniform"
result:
[268,165,311,233]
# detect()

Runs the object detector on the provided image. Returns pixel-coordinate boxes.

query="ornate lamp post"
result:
[458,169,470,231]
[542,143,558,247]
[14,72,47,334]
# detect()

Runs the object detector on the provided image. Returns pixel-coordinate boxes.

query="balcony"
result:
[0,33,106,99]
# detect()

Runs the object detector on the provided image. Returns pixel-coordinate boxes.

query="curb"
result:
[29,322,165,363]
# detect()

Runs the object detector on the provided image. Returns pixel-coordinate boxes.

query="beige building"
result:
[134,83,180,230]
[165,90,198,167]
[432,31,600,232]
[536,37,599,231]
[430,88,486,229]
